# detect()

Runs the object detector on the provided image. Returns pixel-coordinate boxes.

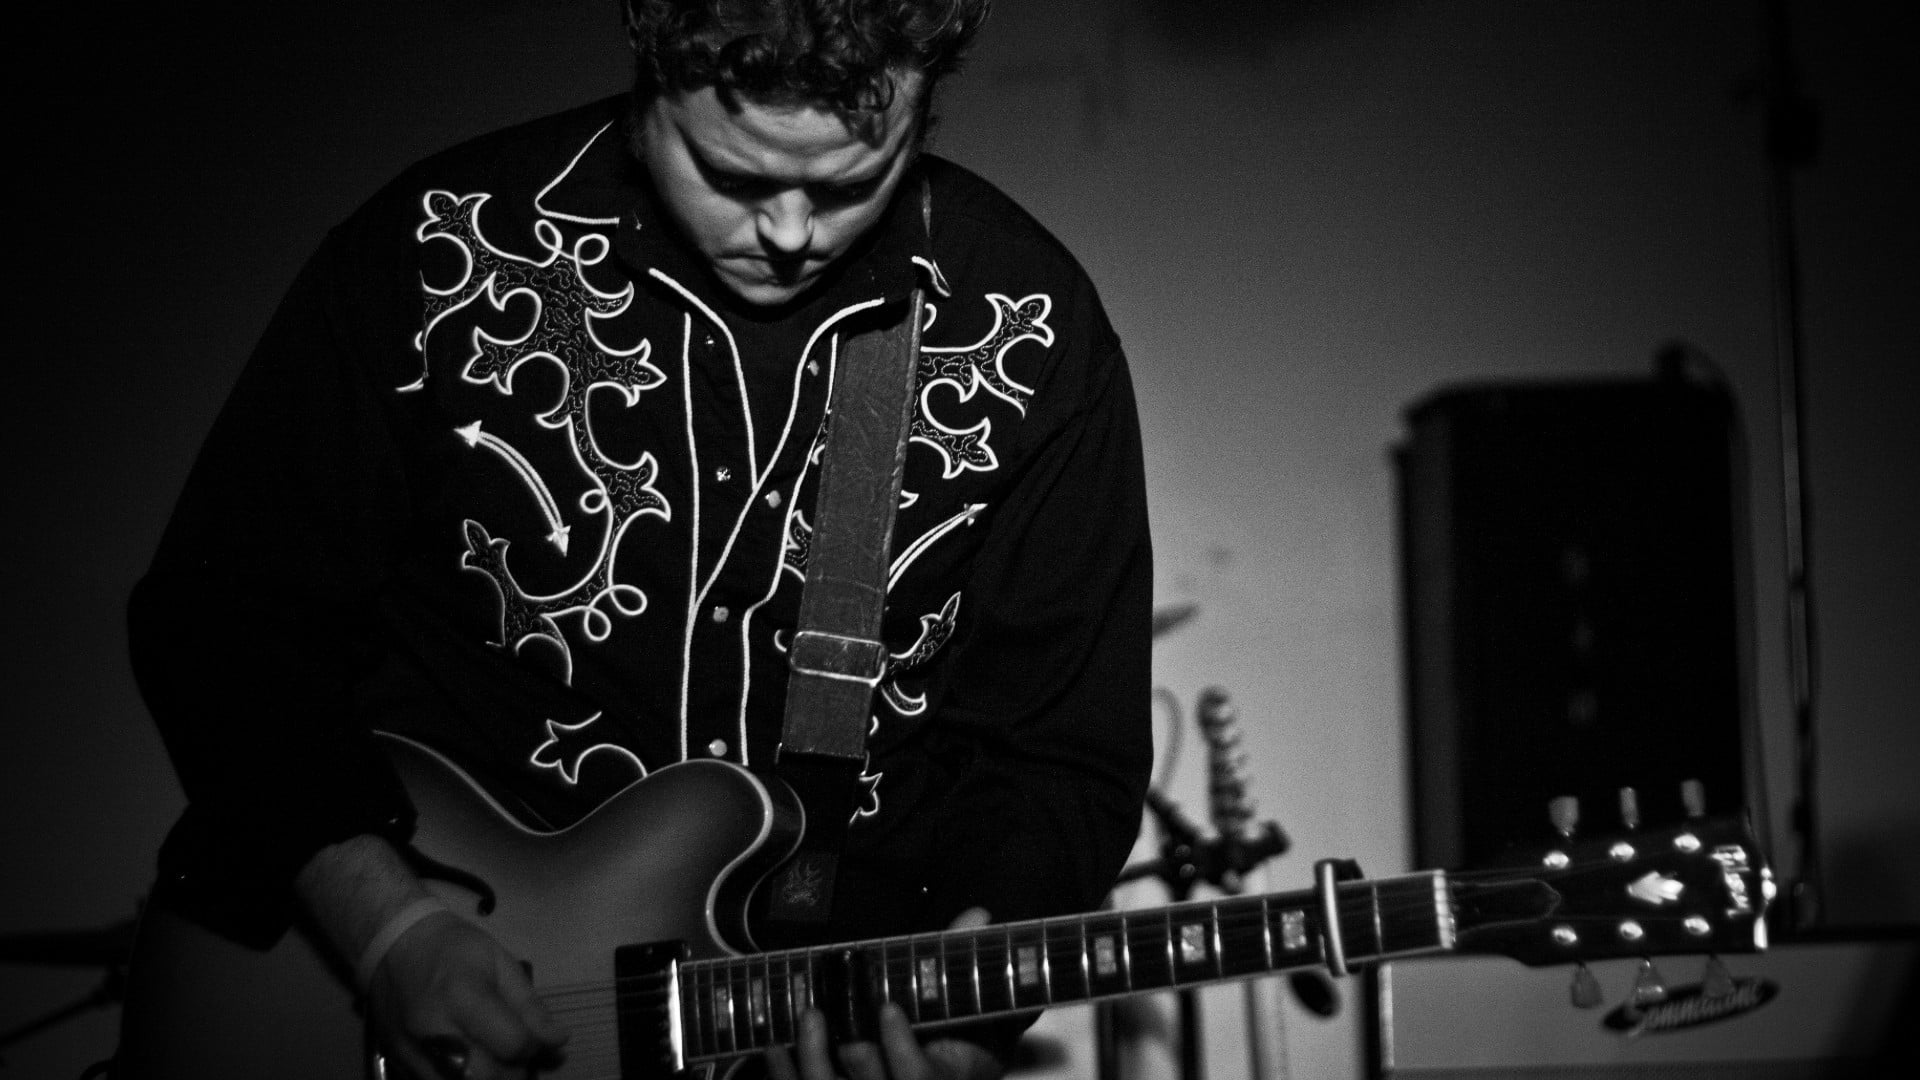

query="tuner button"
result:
[1570,963,1604,1009]
[1618,920,1646,943]
[1703,955,1735,998]
[1609,841,1635,862]
[1619,787,1641,831]
[1552,925,1579,947]
[1682,778,1706,818]
[1549,796,1580,838]
[1684,915,1711,937]
[1631,958,1668,1006]
[1543,850,1571,870]
[1673,832,1702,853]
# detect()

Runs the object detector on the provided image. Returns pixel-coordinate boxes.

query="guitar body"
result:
[115,736,802,1080]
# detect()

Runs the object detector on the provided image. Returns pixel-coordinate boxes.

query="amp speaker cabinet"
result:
[1396,372,1749,868]
[1370,935,1920,1078]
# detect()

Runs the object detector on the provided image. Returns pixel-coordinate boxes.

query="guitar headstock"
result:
[1450,814,1771,966]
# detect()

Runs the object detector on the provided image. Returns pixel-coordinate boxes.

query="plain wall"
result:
[4,2,1913,1077]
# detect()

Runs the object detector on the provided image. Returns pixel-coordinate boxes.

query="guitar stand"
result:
[1097,789,1329,1080]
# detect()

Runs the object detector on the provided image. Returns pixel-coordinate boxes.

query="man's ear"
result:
[622,0,642,54]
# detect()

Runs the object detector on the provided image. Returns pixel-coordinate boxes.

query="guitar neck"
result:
[673,872,1455,1060]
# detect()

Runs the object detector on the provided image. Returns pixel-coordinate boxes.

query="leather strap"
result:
[767,288,925,929]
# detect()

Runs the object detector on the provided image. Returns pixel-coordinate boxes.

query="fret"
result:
[968,928,980,1014]
[878,939,894,1017]
[1369,881,1385,960]
[1079,920,1091,999]
[1176,915,1208,974]
[1045,918,1090,1001]
[731,960,751,1051]
[770,953,794,1047]
[1083,910,1129,998]
[749,956,772,1046]
[694,962,716,1058]
[714,969,736,1053]
[903,935,921,1020]
[1164,908,1177,984]
[1125,907,1172,989]
[1211,904,1225,979]
[791,953,812,1030]
[1261,895,1274,969]
[1217,896,1272,979]
[974,926,1015,1016]
[933,934,952,1019]
[907,934,949,1022]
[1003,926,1017,1008]
[1006,922,1050,1008]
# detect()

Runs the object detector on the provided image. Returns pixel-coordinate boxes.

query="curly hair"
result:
[622,0,992,113]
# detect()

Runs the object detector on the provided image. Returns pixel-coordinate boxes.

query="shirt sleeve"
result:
[128,216,421,945]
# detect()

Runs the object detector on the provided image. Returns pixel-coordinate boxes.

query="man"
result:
[124,2,1151,1078]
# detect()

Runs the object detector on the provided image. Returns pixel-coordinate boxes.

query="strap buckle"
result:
[788,629,888,687]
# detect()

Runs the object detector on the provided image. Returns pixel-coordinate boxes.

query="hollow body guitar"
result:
[115,734,1770,1079]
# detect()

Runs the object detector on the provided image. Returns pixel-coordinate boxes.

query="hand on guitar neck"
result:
[766,907,1004,1080]
[295,833,568,1079]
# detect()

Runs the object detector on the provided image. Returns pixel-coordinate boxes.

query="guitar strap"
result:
[766,283,926,932]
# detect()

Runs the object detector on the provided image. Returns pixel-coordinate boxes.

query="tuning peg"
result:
[1619,787,1641,831]
[1682,778,1706,818]
[1630,958,1668,1007]
[1702,955,1735,998]
[1549,795,1579,838]
[1569,963,1604,1009]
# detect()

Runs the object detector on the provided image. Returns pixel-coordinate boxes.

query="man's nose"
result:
[756,190,814,256]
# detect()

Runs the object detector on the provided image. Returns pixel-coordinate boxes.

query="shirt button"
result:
[708,738,729,757]
[766,490,782,509]
[712,605,730,623]
[715,466,731,482]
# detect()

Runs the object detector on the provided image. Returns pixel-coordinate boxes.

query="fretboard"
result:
[675,871,1454,1061]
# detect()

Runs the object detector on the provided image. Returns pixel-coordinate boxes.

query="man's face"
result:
[637,74,925,308]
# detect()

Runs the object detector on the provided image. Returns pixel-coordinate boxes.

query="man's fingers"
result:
[877,1002,929,1080]
[836,1036,889,1080]
[948,906,992,931]
[453,984,551,1067]
[495,955,569,1048]
[795,1007,838,1080]
[765,1041,803,1080]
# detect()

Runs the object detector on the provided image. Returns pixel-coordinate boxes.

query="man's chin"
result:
[717,265,820,309]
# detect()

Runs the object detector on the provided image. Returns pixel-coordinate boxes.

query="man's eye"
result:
[814,180,878,205]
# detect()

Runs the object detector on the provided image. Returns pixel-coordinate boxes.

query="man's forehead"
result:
[668,75,924,174]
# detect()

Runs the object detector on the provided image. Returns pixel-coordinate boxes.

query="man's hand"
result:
[367,910,568,1079]
[295,834,567,1079]
[766,908,1005,1080]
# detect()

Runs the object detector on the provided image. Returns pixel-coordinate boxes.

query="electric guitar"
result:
[114,734,1771,1079]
